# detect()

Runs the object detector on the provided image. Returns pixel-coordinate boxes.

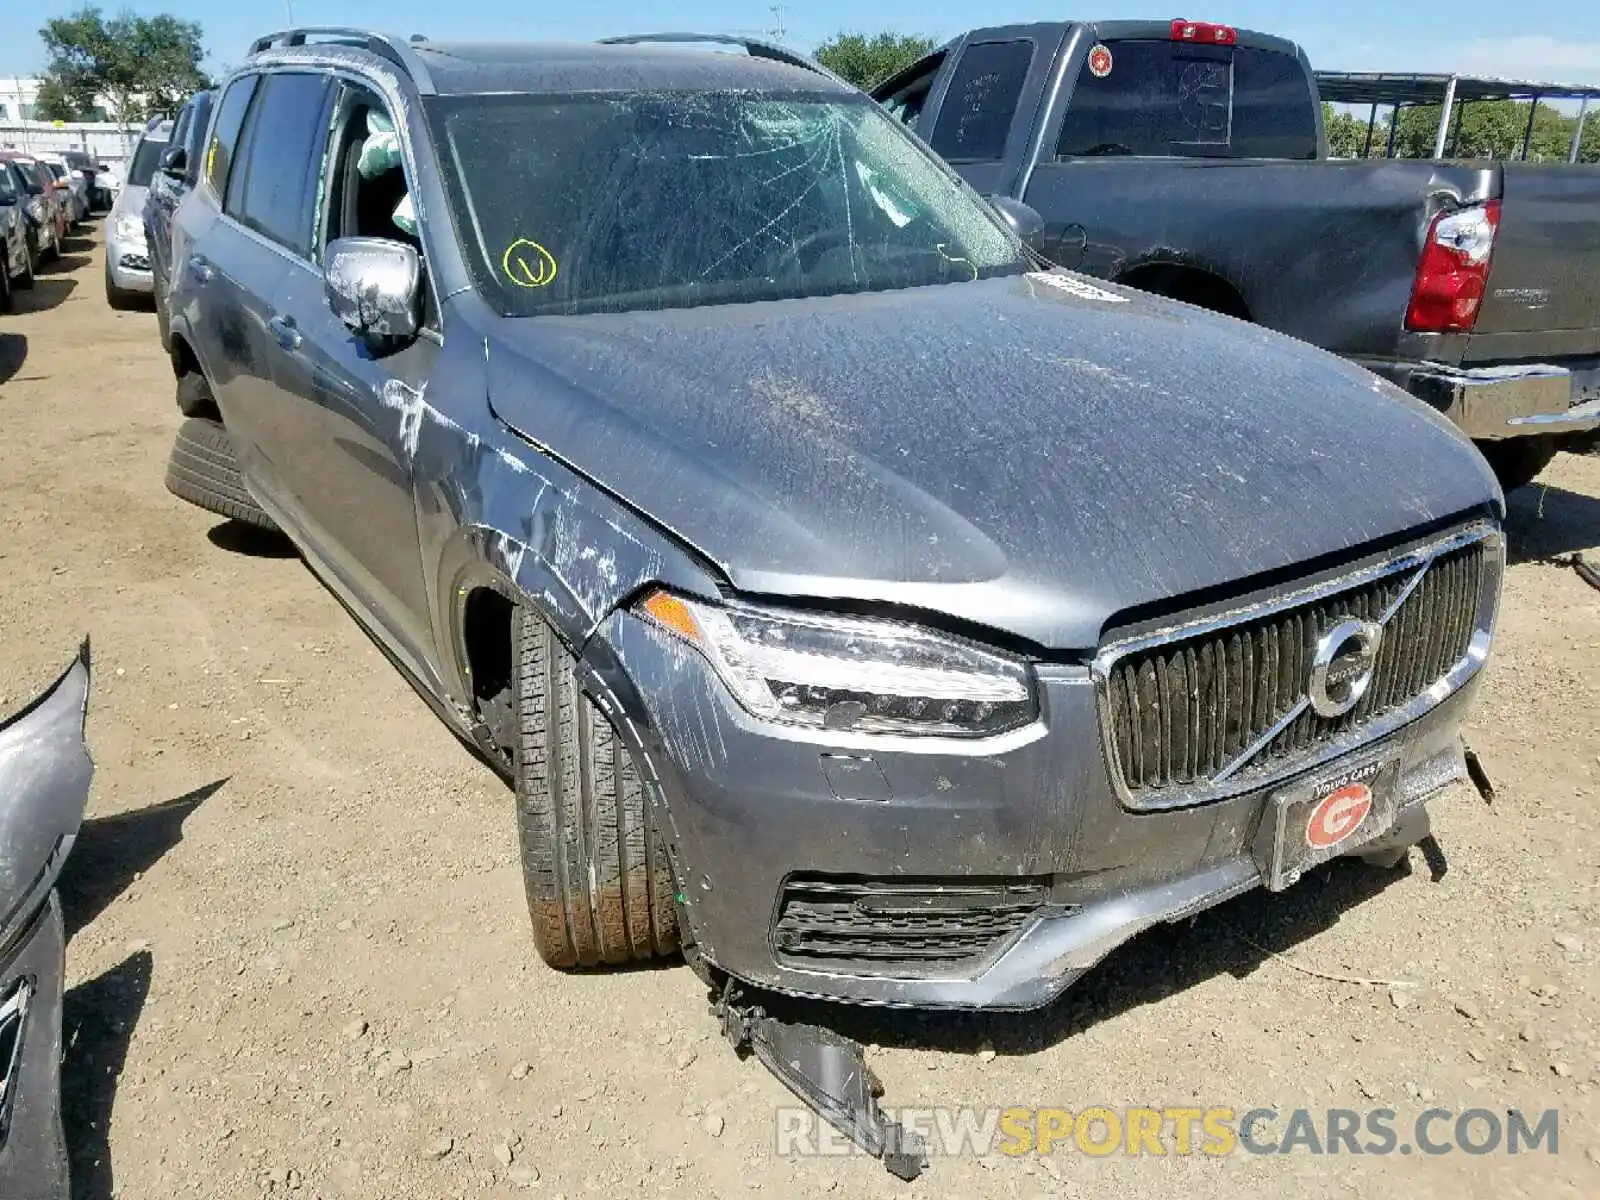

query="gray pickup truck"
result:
[874,19,1600,490]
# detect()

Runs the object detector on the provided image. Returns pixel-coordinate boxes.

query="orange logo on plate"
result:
[1306,783,1372,849]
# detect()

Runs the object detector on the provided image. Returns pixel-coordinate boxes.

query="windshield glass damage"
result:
[428,89,1027,316]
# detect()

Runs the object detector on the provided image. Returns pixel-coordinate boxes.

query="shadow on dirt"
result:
[753,854,1414,1059]
[0,332,24,386]
[61,950,151,1200]
[1504,480,1600,565]
[206,520,297,559]
[12,277,77,314]
[57,780,225,1200]
[38,252,92,276]
[59,779,227,940]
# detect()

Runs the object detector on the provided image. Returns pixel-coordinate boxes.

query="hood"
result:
[485,273,1498,650]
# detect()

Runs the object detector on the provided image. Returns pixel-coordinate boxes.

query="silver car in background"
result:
[37,156,89,227]
[104,123,171,309]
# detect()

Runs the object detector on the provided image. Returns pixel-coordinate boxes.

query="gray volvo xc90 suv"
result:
[161,30,1504,1014]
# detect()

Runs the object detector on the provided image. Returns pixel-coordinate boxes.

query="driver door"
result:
[268,82,439,677]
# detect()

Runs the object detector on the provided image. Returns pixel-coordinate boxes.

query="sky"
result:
[3,0,1599,86]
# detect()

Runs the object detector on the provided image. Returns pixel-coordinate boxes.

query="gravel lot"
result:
[1,228,1597,1200]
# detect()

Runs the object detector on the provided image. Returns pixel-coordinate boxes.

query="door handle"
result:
[268,314,302,351]
[188,255,214,283]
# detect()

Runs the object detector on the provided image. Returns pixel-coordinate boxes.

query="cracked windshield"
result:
[428,90,1026,315]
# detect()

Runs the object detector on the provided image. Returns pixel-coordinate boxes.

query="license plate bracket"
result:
[1258,752,1402,891]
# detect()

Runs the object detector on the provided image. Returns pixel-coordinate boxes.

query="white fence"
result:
[0,121,140,172]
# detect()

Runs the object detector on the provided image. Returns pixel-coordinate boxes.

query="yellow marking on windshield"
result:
[502,239,558,288]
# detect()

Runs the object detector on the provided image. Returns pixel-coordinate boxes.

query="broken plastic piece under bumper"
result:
[0,644,92,1200]
[592,612,1479,1012]
[1362,359,1597,440]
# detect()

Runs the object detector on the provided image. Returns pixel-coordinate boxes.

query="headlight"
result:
[636,590,1037,737]
[113,213,145,243]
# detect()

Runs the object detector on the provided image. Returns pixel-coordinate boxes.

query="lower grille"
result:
[772,876,1049,975]
[1099,526,1498,810]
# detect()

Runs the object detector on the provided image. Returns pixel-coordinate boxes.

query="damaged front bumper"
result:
[0,644,93,1200]
[591,610,1481,1012]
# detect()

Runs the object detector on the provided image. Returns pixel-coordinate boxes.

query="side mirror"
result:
[159,146,187,179]
[325,236,422,341]
[988,195,1045,246]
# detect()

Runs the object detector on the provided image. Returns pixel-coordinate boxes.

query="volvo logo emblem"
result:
[1308,618,1383,718]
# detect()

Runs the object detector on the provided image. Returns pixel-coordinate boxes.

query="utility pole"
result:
[767,4,786,44]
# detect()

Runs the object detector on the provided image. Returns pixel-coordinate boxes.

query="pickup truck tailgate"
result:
[1470,164,1600,361]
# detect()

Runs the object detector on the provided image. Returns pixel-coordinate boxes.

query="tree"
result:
[33,74,89,122]
[39,7,208,124]
[1323,104,1378,158]
[1390,100,1576,161]
[815,32,937,91]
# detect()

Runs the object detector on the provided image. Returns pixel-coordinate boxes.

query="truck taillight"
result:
[1405,200,1501,334]
[1170,19,1237,44]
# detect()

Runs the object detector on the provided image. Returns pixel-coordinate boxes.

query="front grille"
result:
[1100,528,1496,809]
[772,876,1049,975]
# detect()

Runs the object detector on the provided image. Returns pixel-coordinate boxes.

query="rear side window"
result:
[225,72,332,256]
[206,76,258,193]
[0,165,16,204]
[183,94,213,183]
[1055,41,1318,160]
[929,39,1034,162]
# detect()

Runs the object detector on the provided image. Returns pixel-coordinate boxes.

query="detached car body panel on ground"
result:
[161,32,1503,1018]
[872,21,1600,483]
[0,645,92,1200]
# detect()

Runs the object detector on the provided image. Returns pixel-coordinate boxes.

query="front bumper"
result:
[0,894,70,1200]
[106,240,153,292]
[1362,359,1600,440]
[589,607,1483,1012]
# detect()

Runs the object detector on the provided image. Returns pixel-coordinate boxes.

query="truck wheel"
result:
[0,260,11,313]
[1478,437,1557,493]
[164,414,279,532]
[513,607,679,968]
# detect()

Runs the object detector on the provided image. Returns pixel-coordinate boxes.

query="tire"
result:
[0,258,11,314]
[513,608,679,968]
[164,414,279,531]
[16,233,36,290]
[1478,436,1558,493]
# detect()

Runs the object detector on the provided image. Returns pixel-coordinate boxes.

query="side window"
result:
[875,54,945,131]
[184,94,214,184]
[0,165,15,205]
[928,40,1034,162]
[319,84,418,253]
[225,72,333,257]
[206,76,258,194]
[318,83,434,327]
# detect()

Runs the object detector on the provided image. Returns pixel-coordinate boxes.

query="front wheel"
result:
[512,608,679,968]
[1478,436,1558,493]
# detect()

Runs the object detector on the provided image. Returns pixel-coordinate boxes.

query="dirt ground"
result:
[1,227,1597,1200]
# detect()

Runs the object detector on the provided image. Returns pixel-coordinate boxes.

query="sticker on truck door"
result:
[1087,44,1113,78]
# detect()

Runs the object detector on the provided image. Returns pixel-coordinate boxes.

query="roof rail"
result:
[246,27,435,91]
[597,33,850,88]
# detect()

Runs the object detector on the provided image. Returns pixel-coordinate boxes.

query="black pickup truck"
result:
[873,19,1600,489]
